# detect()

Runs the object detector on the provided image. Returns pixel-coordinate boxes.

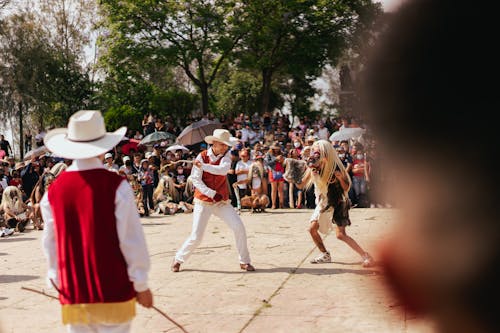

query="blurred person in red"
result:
[362,1,500,333]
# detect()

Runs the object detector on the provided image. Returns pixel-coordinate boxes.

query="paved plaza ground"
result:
[0,207,435,333]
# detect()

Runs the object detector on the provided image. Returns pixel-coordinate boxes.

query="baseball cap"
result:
[104,152,113,159]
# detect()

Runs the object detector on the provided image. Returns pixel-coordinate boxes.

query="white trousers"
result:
[175,202,251,264]
[67,321,131,333]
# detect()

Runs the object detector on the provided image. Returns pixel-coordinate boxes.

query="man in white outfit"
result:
[172,129,255,272]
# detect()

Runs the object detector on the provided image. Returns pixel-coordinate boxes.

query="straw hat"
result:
[44,110,126,159]
[14,162,25,170]
[204,129,237,147]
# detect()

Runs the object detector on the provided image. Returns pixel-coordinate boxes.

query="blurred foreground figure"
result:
[362,1,500,333]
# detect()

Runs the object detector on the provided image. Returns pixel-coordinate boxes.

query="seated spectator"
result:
[126,174,145,217]
[1,185,30,232]
[28,172,55,230]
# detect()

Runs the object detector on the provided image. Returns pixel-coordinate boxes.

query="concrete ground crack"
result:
[238,232,332,333]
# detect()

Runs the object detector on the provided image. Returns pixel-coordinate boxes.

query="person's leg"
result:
[213,203,251,266]
[297,189,303,209]
[309,220,331,263]
[309,220,327,252]
[335,225,373,267]
[68,321,132,333]
[141,186,149,216]
[97,321,132,333]
[277,181,284,208]
[67,324,94,333]
[146,185,154,211]
[174,204,212,264]
[288,182,294,208]
[270,182,277,209]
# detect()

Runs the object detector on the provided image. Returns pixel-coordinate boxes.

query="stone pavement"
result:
[0,208,435,333]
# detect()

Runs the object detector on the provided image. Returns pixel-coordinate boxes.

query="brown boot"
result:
[171,260,181,272]
[240,263,256,271]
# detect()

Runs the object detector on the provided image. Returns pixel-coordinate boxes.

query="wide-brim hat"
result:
[204,129,237,147]
[44,110,126,159]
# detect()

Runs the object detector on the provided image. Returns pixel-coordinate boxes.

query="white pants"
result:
[67,321,131,333]
[175,202,251,264]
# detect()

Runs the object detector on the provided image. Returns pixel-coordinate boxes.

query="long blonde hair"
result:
[305,140,351,195]
[153,174,177,202]
[183,175,195,199]
[1,186,24,213]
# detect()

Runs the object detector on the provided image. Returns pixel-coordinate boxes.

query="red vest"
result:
[194,150,230,202]
[48,169,135,305]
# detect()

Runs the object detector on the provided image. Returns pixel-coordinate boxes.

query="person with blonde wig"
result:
[292,139,373,267]
[2,185,30,232]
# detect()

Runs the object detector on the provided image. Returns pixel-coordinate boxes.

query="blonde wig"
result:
[183,176,195,199]
[1,186,25,213]
[305,139,351,195]
[248,161,264,182]
[153,174,177,202]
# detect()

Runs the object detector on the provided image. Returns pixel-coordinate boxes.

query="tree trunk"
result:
[200,83,209,116]
[261,68,273,114]
[18,100,24,159]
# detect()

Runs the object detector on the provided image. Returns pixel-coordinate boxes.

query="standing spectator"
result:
[235,149,252,200]
[265,143,285,209]
[138,159,154,216]
[131,152,143,174]
[20,159,41,200]
[227,150,240,207]
[0,134,13,157]
[350,143,369,207]
[317,121,330,141]
[40,110,152,332]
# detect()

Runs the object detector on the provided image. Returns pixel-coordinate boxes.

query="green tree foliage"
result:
[213,70,261,117]
[0,2,97,156]
[150,88,199,123]
[104,104,143,132]
[98,0,248,116]
[237,0,382,115]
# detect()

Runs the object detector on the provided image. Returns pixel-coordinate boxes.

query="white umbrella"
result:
[139,131,176,146]
[165,144,189,153]
[329,127,366,142]
[176,119,221,146]
[24,145,50,161]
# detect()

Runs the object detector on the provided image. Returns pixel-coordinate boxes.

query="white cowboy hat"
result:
[44,110,127,159]
[204,129,237,147]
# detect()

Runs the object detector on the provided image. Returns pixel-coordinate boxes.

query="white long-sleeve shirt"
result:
[190,147,231,199]
[40,157,150,292]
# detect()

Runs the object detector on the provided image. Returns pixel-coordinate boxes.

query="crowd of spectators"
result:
[0,110,391,237]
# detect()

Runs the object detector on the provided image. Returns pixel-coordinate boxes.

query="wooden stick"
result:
[152,305,189,333]
[21,286,190,333]
[21,286,58,300]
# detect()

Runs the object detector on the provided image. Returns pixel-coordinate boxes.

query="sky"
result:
[378,0,406,12]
